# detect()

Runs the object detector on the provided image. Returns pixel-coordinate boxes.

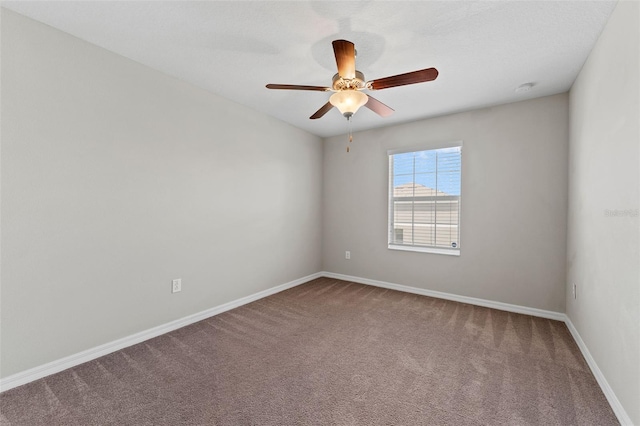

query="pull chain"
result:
[347,116,353,152]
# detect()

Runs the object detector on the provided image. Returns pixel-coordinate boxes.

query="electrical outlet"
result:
[172,278,182,293]
[345,251,351,260]
[573,283,577,300]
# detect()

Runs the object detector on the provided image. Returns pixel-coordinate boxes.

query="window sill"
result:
[388,244,460,256]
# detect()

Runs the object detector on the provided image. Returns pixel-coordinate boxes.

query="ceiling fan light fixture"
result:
[266,39,437,124]
[330,90,368,117]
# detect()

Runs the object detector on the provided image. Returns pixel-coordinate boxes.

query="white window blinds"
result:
[388,146,462,254]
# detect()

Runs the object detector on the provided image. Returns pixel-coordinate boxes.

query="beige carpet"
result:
[0,278,618,425]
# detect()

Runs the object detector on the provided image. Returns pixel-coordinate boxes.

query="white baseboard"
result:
[321,271,566,321]
[321,271,632,426]
[0,272,322,393]
[564,317,633,426]
[2,270,632,426]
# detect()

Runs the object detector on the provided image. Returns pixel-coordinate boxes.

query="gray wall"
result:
[3,8,637,422]
[323,94,569,312]
[1,10,323,378]
[567,1,640,423]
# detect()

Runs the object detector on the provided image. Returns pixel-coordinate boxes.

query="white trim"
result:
[387,140,463,155]
[321,271,565,321]
[321,271,631,425]
[387,144,463,255]
[388,244,461,256]
[0,272,322,393]
[2,270,632,426]
[564,317,633,426]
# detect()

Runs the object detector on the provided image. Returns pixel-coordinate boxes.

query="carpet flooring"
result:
[0,278,618,425]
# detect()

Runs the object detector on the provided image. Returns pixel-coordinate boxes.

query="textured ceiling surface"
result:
[2,1,617,137]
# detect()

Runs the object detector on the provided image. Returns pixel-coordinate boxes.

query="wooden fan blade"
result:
[368,68,439,90]
[310,102,334,119]
[364,95,394,117]
[266,84,330,92]
[332,40,356,79]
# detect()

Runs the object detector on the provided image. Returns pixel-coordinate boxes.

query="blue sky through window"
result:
[392,147,461,196]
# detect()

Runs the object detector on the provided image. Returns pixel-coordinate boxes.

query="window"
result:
[388,144,462,255]
[394,229,404,244]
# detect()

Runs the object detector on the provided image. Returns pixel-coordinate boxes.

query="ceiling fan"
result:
[266,39,439,122]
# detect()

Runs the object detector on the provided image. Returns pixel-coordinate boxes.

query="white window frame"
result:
[388,142,462,256]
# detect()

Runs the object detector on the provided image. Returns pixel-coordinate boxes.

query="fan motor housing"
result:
[332,71,365,91]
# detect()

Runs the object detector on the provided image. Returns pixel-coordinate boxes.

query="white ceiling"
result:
[2,1,617,138]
